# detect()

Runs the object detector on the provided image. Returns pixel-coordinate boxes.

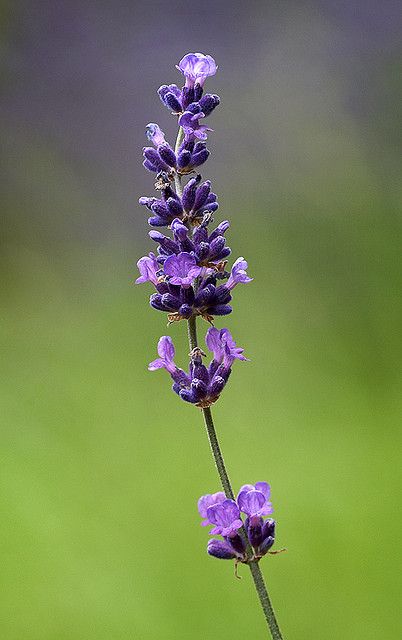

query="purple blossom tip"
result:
[226,257,253,290]
[163,252,202,287]
[146,123,166,147]
[205,327,248,368]
[207,539,236,560]
[135,252,160,286]
[176,52,217,88]
[237,483,273,517]
[148,336,176,374]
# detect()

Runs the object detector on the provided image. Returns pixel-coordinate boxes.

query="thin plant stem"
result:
[175,128,284,640]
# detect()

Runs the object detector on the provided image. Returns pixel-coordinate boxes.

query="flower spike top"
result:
[177,53,217,87]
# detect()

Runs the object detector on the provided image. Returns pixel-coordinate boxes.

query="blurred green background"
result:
[1,1,401,638]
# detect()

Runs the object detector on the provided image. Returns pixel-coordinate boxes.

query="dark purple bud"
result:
[181,86,195,109]
[194,284,215,306]
[193,180,211,211]
[155,281,169,294]
[186,102,202,115]
[161,293,181,310]
[149,231,178,254]
[143,159,158,172]
[208,304,232,316]
[258,536,275,555]
[208,375,226,397]
[214,285,232,304]
[191,378,208,401]
[193,226,208,244]
[194,83,203,102]
[179,388,197,403]
[177,150,192,168]
[207,539,236,560]
[192,363,209,385]
[209,220,230,241]
[166,197,183,217]
[182,176,201,212]
[199,93,220,116]
[150,293,166,311]
[262,519,276,541]
[195,242,210,262]
[158,144,177,167]
[178,303,193,318]
[227,534,246,557]
[143,147,169,171]
[191,148,210,167]
[209,236,226,258]
[168,222,184,243]
[148,215,165,227]
[247,515,264,549]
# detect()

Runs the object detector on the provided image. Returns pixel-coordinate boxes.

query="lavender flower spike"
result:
[137,53,284,639]
[177,52,217,88]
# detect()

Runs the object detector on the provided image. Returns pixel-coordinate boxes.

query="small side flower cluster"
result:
[148,327,247,408]
[136,53,252,406]
[198,483,276,562]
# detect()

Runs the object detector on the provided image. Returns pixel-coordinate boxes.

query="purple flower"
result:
[206,327,248,368]
[179,110,212,141]
[197,491,226,526]
[177,52,217,88]
[163,252,202,287]
[237,482,273,517]
[146,123,166,147]
[148,336,177,374]
[226,257,253,290]
[206,499,243,537]
[135,252,160,286]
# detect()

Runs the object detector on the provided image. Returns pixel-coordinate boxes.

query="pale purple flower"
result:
[163,252,202,287]
[177,52,217,88]
[206,327,248,368]
[206,499,243,537]
[146,123,166,147]
[178,110,212,141]
[226,257,253,290]
[197,491,226,526]
[148,336,177,374]
[237,482,273,517]
[135,252,160,286]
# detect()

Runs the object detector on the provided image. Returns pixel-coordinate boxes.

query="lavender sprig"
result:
[136,52,284,639]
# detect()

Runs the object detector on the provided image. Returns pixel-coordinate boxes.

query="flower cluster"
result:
[136,52,252,405]
[149,327,247,407]
[136,52,252,325]
[198,483,276,562]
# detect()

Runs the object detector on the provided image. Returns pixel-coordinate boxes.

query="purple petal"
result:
[205,327,225,363]
[197,491,225,522]
[237,490,266,517]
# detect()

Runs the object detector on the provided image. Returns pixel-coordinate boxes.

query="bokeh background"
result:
[1,1,401,638]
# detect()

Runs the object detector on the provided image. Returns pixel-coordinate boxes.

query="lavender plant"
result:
[136,52,284,639]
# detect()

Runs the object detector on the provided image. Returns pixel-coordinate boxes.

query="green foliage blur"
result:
[1,2,401,638]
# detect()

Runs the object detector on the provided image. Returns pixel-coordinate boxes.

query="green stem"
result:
[175,127,283,640]
[187,317,283,640]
